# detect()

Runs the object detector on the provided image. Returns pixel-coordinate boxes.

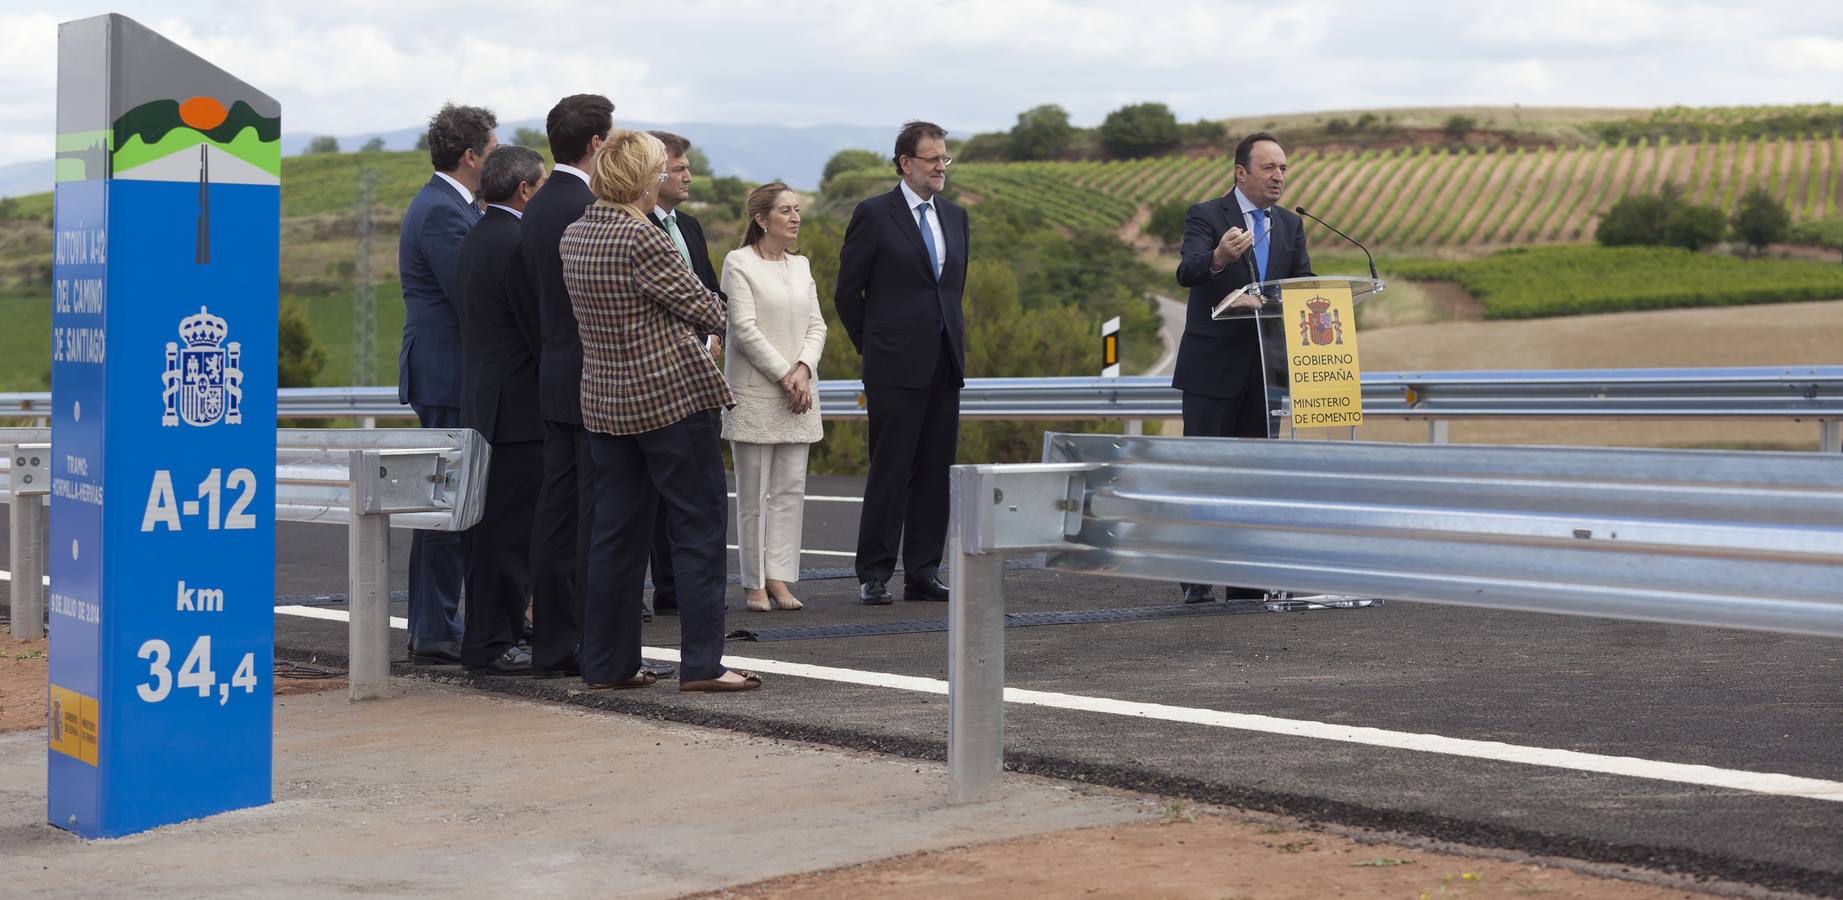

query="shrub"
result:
[1731,188,1791,256]
[278,299,327,387]
[305,135,340,154]
[821,148,884,186]
[1098,102,1181,159]
[1146,199,1190,247]
[1008,104,1074,161]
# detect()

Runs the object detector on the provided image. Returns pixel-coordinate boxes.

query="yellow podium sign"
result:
[1282,282,1362,428]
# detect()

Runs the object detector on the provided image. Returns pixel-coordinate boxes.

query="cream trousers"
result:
[731,441,810,589]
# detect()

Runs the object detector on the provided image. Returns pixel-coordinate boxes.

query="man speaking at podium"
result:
[1172,131,1311,604]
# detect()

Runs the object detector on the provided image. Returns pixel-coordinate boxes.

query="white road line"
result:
[726,493,862,504]
[270,605,1843,804]
[0,570,49,586]
[275,605,408,630]
[722,544,854,559]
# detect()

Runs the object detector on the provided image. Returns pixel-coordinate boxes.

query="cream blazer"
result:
[719,247,827,444]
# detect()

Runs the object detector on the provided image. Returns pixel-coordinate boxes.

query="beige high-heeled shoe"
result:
[770,591,803,611]
[744,589,771,612]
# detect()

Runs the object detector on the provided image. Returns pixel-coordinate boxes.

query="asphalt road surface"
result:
[5,478,1841,896]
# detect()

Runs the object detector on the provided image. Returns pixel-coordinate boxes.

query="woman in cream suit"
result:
[721,182,827,612]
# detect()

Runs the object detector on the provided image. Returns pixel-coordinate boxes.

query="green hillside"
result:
[951,132,1843,249]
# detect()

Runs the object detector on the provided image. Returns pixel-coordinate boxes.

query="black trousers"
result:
[529,419,593,671]
[583,412,729,684]
[855,339,960,585]
[460,439,541,668]
[408,402,464,645]
[1182,372,1275,600]
[646,410,721,610]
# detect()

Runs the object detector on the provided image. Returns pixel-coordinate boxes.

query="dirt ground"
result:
[0,634,1744,899]
[702,814,1718,900]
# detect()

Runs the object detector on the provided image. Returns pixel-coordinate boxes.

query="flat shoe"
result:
[680,670,762,693]
[586,671,658,690]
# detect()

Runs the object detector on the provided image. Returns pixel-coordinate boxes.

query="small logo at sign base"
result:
[162,306,243,427]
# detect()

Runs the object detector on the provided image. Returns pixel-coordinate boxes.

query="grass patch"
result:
[0,294,52,391]
[1390,245,1843,317]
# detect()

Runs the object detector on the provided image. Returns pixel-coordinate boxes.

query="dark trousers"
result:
[530,419,593,671]
[855,341,960,585]
[460,440,541,668]
[647,505,677,613]
[583,412,729,684]
[1182,383,1273,599]
[646,410,719,612]
[408,401,464,645]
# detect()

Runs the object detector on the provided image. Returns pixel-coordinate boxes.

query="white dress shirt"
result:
[551,163,591,186]
[899,179,946,278]
[435,171,475,206]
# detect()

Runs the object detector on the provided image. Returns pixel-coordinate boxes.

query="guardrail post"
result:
[948,466,1006,803]
[346,450,392,700]
[7,447,47,640]
[1429,419,1450,444]
[1823,420,1841,454]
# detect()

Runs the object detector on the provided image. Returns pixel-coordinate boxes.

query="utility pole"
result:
[352,167,377,385]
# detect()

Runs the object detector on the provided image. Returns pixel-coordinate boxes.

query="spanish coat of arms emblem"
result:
[162,305,243,427]
[1297,296,1345,347]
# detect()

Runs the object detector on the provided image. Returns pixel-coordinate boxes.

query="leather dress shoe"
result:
[1181,584,1216,604]
[859,579,893,605]
[465,646,532,676]
[409,639,461,665]
[532,655,582,679]
[903,575,950,602]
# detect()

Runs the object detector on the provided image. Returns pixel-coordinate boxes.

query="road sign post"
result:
[48,14,279,837]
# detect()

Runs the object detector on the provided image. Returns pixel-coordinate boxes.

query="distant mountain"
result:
[0,119,895,199]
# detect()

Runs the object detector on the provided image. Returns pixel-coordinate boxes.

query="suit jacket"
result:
[1172,194,1312,400]
[456,207,543,444]
[649,208,722,294]
[520,170,595,424]
[834,186,969,389]
[561,206,732,436]
[398,174,481,407]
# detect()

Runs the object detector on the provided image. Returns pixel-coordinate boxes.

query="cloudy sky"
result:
[2,0,1840,167]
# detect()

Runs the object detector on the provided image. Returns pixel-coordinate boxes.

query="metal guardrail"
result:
[943,432,1843,801]
[1,427,489,700]
[0,367,1837,447]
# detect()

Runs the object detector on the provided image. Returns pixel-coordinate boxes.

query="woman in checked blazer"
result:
[721,183,827,612]
[560,130,759,693]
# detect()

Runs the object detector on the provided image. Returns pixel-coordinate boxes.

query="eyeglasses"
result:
[907,154,953,168]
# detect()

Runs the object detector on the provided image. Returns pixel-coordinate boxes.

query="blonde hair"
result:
[739,181,797,250]
[588,129,666,219]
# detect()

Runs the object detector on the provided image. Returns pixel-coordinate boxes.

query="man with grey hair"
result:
[400,102,498,664]
[454,144,545,674]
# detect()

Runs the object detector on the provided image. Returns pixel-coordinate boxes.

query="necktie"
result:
[915,202,940,280]
[1250,208,1269,281]
[662,211,692,268]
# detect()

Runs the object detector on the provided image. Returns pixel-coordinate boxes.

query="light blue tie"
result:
[916,202,940,281]
[1250,208,1269,281]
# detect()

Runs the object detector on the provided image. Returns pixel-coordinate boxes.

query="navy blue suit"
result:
[520,170,595,671]
[397,173,480,646]
[834,186,969,585]
[1173,193,1312,436]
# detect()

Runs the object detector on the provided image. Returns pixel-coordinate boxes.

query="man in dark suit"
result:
[455,145,546,675]
[835,121,969,606]
[1173,131,1312,604]
[521,94,612,679]
[397,103,498,663]
[644,130,723,618]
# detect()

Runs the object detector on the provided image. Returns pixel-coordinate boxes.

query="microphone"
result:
[1294,206,1379,283]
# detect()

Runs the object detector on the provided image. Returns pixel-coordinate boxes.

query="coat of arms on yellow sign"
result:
[1281,283,1362,428]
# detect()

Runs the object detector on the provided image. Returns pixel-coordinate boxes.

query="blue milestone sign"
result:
[48,14,279,837]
